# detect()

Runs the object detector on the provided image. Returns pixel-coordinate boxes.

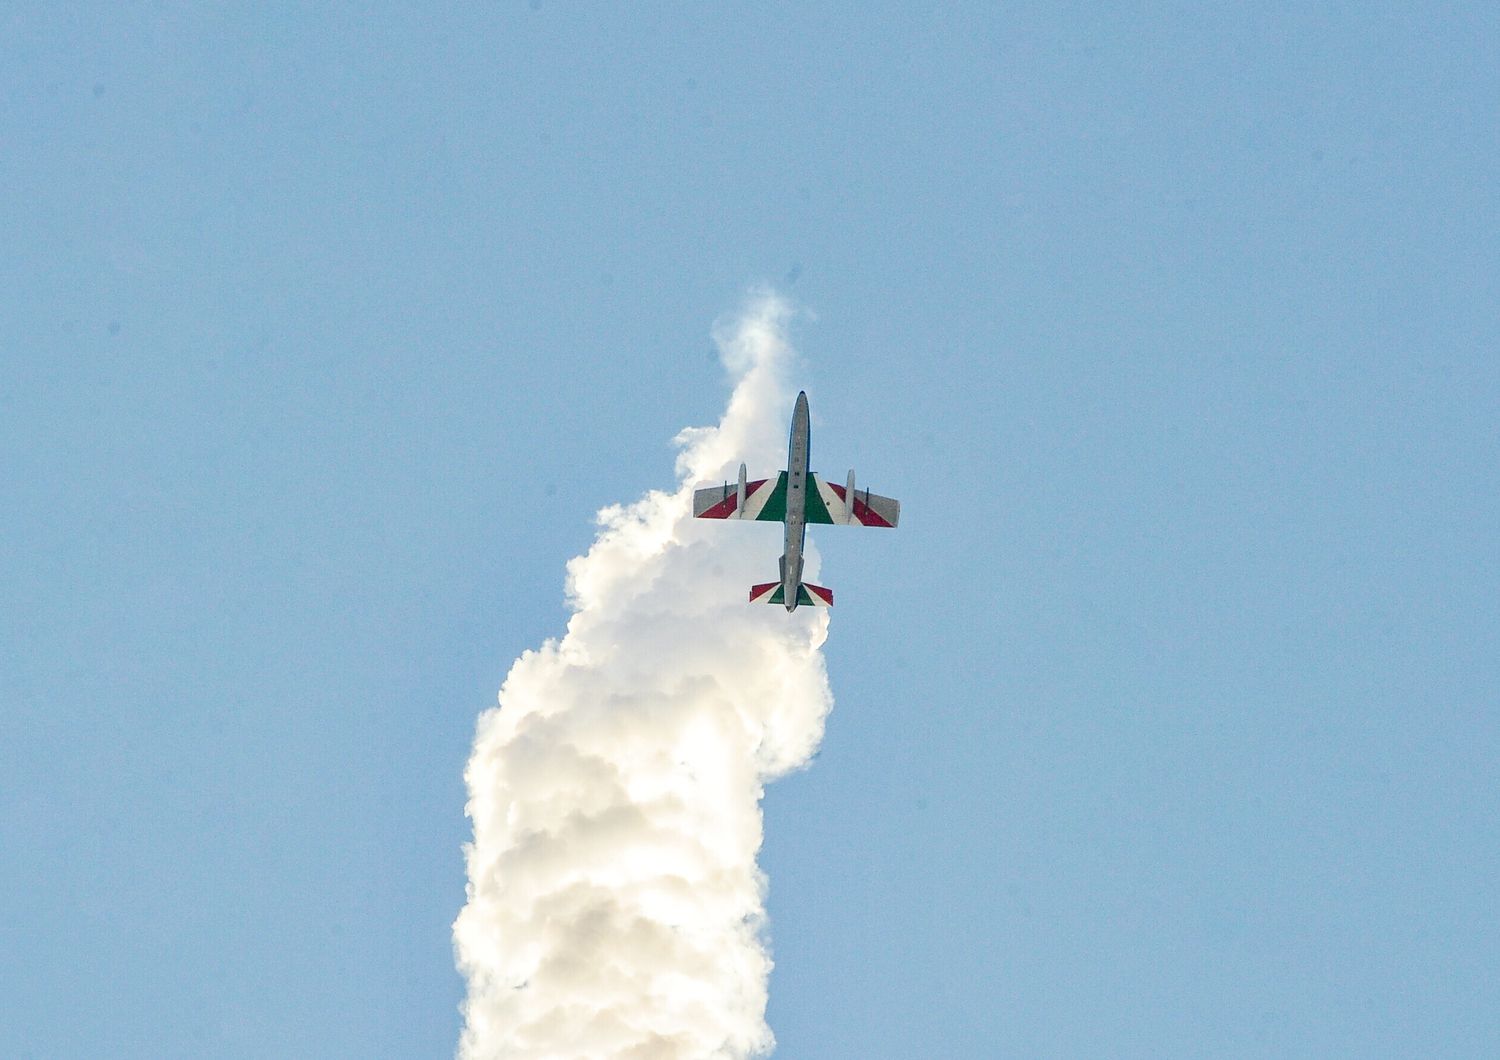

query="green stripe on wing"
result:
[753,472,789,522]
[804,475,836,524]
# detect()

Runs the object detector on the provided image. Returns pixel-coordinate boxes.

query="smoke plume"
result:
[454,294,833,1059]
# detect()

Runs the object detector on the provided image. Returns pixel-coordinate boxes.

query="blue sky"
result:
[3,4,1497,1056]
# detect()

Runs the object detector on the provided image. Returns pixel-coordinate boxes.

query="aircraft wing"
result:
[806,473,901,527]
[693,472,789,521]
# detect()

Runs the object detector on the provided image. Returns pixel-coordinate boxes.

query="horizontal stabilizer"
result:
[749,581,834,607]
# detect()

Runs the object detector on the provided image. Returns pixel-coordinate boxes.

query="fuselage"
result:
[782,391,810,610]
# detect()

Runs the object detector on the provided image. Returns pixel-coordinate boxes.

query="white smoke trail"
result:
[454,293,833,1060]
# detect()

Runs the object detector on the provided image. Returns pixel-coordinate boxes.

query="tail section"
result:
[749,581,834,608]
[800,583,834,607]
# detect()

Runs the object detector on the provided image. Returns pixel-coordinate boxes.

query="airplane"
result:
[693,391,900,611]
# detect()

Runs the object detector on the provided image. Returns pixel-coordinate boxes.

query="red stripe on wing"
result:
[698,479,771,520]
[851,496,893,527]
[699,495,738,518]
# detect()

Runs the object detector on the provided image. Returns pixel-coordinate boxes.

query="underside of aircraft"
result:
[692,391,899,611]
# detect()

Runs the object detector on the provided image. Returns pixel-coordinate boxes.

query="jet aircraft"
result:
[693,391,900,610]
